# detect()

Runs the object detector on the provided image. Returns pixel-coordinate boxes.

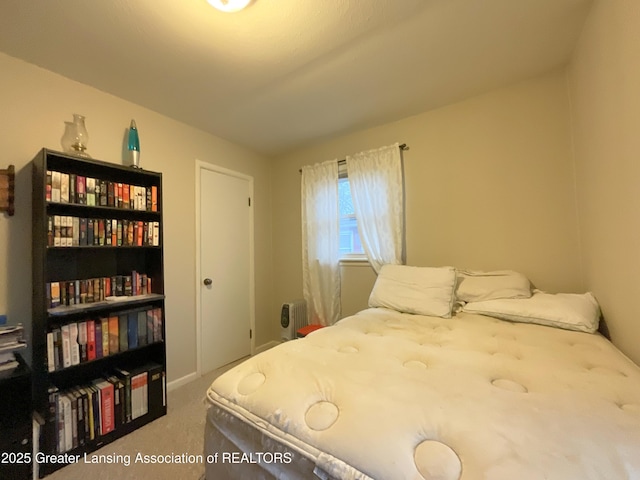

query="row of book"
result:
[47,215,160,248]
[47,307,163,372]
[48,271,152,309]
[46,362,165,454]
[47,170,158,212]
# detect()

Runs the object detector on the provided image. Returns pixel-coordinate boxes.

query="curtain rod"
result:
[299,143,409,174]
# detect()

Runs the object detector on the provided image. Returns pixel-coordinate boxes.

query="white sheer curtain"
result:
[301,160,341,326]
[346,143,405,273]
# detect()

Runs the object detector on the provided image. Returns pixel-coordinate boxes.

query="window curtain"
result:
[346,143,405,273]
[301,160,341,326]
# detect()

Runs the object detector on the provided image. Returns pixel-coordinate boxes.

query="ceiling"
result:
[0,0,592,157]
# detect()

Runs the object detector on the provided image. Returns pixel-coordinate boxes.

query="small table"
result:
[0,353,32,480]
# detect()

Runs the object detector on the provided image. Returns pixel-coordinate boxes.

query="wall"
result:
[568,0,640,364]
[272,70,582,316]
[0,52,274,384]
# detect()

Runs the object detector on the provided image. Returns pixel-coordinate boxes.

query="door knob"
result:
[203,278,212,286]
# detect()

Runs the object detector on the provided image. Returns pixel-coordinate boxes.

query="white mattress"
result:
[207,308,640,480]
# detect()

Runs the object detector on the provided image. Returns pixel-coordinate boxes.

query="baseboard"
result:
[254,340,281,355]
[167,371,198,392]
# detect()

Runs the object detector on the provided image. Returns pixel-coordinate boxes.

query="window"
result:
[338,176,365,258]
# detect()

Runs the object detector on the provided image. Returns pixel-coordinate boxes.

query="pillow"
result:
[455,269,532,302]
[368,265,457,318]
[462,291,601,333]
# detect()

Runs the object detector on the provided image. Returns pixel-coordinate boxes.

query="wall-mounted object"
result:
[60,114,91,158]
[127,119,141,168]
[207,0,253,12]
[0,165,15,216]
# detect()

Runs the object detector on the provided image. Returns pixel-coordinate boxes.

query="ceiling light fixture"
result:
[207,0,252,12]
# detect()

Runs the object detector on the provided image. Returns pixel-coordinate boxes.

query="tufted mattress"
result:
[205,308,640,479]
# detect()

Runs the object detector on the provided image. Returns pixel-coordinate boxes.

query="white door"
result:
[199,166,252,374]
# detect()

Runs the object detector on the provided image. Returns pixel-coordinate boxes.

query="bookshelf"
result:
[31,149,167,477]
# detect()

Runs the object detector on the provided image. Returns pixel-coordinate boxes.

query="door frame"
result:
[195,160,256,377]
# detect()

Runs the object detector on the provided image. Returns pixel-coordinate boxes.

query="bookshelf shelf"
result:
[47,341,165,377]
[47,293,165,317]
[32,149,167,478]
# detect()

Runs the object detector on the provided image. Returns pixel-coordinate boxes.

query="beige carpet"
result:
[42,358,246,480]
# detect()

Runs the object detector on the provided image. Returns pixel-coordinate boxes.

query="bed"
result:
[204,266,640,479]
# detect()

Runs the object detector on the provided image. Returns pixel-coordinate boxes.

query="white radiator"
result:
[280,300,307,341]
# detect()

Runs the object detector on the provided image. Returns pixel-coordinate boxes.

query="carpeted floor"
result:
[41,358,246,480]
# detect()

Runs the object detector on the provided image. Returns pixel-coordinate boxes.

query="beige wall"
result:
[0,52,274,383]
[568,0,640,364]
[272,70,582,317]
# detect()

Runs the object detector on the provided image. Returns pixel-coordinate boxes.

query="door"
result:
[199,165,253,374]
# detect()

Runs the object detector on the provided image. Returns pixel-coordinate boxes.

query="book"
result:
[86,320,96,361]
[50,282,60,308]
[93,379,115,435]
[69,390,78,448]
[69,173,76,204]
[93,218,99,246]
[106,375,125,428]
[76,175,86,204]
[127,310,138,349]
[87,218,94,246]
[69,322,80,366]
[114,367,132,423]
[53,215,61,247]
[136,221,144,246]
[137,310,147,346]
[95,320,103,358]
[61,393,73,452]
[153,307,163,342]
[101,317,110,357]
[51,171,61,203]
[46,170,52,201]
[108,315,119,354]
[60,324,71,368]
[105,218,112,246]
[47,331,55,372]
[98,219,105,245]
[152,221,160,246]
[108,181,115,207]
[86,177,95,206]
[130,369,148,420]
[146,363,166,418]
[85,385,96,440]
[74,387,88,446]
[99,180,108,206]
[78,321,87,362]
[60,173,69,203]
[79,218,88,246]
[52,328,62,370]
[151,185,158,211]
[72,217,80,246]
[118,314,128,351]
[122,183,129,208]
[146,309,154,344]
[46,386,59,455]
[111,219,118,246]
[47,216,53,246]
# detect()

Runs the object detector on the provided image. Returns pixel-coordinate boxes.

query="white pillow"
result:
[462,291,601,333]
[456,269,532,302]
[368,265,457,318]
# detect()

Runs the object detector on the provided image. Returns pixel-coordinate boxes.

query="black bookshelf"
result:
[31,149,167,477]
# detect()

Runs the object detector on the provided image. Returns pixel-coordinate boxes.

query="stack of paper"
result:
[0,324,27,372]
